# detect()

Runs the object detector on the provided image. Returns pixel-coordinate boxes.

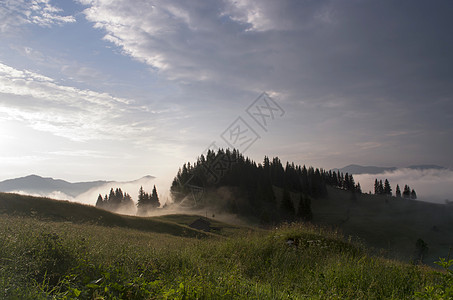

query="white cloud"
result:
[0,62,160,142]
[0,0,75,33]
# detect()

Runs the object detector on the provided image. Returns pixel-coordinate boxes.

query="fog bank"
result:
[354,168,453,203]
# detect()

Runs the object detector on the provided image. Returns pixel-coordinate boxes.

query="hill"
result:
[0,174,156,199]
[0,175,109,197]
[0,192,449,299]
[0,192,240,238]
[312,186,453,264]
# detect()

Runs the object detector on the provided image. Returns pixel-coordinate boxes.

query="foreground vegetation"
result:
[1,193,452,299]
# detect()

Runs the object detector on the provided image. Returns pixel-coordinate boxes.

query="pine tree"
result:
[403,185,411,198]
[137,186,146,207]
[378,180,384,195]
[355,183,362,194]
[108,188,115,204]
[384,179,392,196]
[411,189,417,200]
[374,179,379,195]
[150,185,160,208]
[96,194,104,208]
[395,184,401,198]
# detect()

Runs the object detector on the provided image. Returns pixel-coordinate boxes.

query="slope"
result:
[0,192,241,238]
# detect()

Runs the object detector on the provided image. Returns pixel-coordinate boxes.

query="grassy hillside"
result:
[0,192,245,238]
[0,192,451,299]
[311,187,453,264]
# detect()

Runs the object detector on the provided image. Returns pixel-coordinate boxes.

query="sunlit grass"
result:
[0,212,444,299]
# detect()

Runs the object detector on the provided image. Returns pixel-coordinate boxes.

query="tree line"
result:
[170,148,359,223]
[374,179,417,199]
[96,185,160,214]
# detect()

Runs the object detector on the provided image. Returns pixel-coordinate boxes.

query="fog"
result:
[354,168,453,203]
[9,175,173,211]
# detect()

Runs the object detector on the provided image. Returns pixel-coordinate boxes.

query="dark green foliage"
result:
[0,215,442,299]
[415,238,429,263]
[170,148,355,223]
[280,189,295,216]
[416,257,453,299]
[297,194,313,221]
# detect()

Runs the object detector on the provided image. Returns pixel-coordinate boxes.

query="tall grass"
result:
[0,214,444,299]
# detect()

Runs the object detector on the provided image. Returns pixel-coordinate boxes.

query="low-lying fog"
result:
[354,168,453,204]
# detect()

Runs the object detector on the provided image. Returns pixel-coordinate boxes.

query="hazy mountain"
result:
[0,175,110,197]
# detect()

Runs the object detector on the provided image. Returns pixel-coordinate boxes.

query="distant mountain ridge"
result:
[334,164,447,175]
[0,175,154,198]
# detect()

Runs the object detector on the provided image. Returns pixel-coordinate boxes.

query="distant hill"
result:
[0,175,109,197]
[0,174,155,198]
[335,164,446,175]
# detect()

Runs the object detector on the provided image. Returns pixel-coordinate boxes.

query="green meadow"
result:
[0,192,451,299]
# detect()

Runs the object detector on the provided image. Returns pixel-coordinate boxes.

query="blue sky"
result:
[1,0,452,188]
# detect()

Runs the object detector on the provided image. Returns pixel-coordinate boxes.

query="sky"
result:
[1,0,452,195]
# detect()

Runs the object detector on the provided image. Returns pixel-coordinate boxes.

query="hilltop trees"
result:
[95,188,134,212]
[137,185,160,215]
[374,179,416,200]
[170,148,359,223]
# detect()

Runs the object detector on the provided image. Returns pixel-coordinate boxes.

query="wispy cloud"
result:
[0,62,160,142]
[0,0,75,33]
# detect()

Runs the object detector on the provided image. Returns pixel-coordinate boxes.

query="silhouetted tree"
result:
[96,188,134,212]
[150,185,160,208]
[411,189,417,200]
[403,185,411,198]
[384,179,392,196]
[395,184,401,198]
[137,185,160,215]
[96,194,104,208]
[355,183,362,194]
